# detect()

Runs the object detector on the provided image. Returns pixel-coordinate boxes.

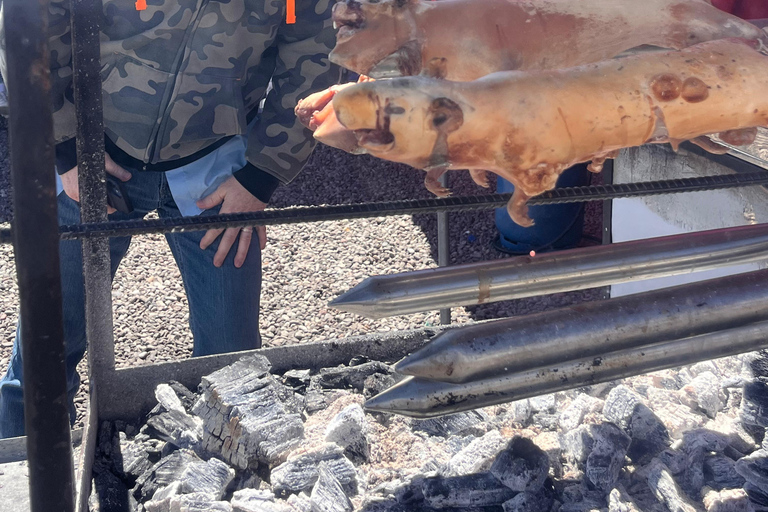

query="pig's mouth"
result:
[332,2,365,40]
[353,128,395,151]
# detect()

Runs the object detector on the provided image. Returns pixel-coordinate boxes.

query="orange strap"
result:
[286,0,295,23]
[135,0,146,10]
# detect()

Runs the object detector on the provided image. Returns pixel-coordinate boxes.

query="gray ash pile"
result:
[90,351,767,512]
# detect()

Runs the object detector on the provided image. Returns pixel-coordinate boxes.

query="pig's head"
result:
[329,0,427,77]
[332,77,466,169]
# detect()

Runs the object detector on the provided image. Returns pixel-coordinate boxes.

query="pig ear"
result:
[421,57,448,79]
[429,98,463,132]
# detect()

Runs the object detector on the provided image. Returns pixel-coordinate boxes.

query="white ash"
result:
[88,350,768,512]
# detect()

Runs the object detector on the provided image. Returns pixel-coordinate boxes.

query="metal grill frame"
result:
[5,1,768,510]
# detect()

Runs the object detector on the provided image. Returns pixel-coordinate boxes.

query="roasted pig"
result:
[329,0,768,81]
[331,38,768,226]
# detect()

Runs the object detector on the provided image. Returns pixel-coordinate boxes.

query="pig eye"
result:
[384,104,405,115]
[433,113,447,126]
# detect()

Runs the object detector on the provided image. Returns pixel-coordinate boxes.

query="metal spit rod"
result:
[365,318,768,418]
[395,267,768,384]
[331,223,768,319]
[5,0,76,507]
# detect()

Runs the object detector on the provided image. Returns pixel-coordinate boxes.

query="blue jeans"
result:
[0,169,262,438]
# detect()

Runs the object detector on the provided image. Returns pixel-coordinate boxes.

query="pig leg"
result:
[469,169,491,188]
[507,188,534,228]
[688,136,730,154]
[587,150,620,173]
[719,127,758,147]
[425,167,451,197]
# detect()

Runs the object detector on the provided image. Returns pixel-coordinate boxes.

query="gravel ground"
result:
[0,119,604,429]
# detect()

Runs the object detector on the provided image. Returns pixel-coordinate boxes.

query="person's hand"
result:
[196,176,267,268]
[60,153,131,214]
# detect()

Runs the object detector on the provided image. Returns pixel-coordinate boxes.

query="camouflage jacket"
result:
[1,0,340,201]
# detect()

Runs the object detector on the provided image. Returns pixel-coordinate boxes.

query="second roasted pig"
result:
[329,0,768,80]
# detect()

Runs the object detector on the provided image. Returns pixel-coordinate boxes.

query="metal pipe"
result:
[366,319,768,418]
[330,222,768,318]
[395,268,768,384]
[70,0,117,389]
[437,172,451,325]
[5,0,75,507]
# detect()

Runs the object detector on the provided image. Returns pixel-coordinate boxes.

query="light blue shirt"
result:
[56,132,249,217]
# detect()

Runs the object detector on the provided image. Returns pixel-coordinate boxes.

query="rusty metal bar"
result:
[69,0,116,397]
[5,0,75,506]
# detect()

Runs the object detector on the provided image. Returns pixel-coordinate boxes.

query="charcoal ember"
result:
[707,414,758,455]
[305,389,331,414]
[134,449,202,502]
[145,384,203,450]
[659,448,688,476]
[313,361,394,391]
[193,356,305,469]
[499,399,532,425]
[363,373,397,399]
[530,394,557,414]
[116,434,157,483]
[736,449,768,487]
[270,443,358,497]
[655,402,707,440]
[603,386,670,464]
[702,487,754,512]
[145,492,233,512]
[283,369,312,391]
[532,413,560,431]
[676,430,732,493]
[310,464,353,512]
[561,424,596,466]
[230,471,264,492]
[178,457,235,499]
[608,485,642,512]
[533,431,564,478]
[585,423,631,492]
[740,381,768,429]
[412,411,487,437]
[681,372,726,419]
[421,472,515,508]
[324,404,370,463]
[153,481,183,501]
[168,381,198,413]
[490,437,550,493]
[744,481,768,509]
[645,459,699,512]
[91,465,132,512]
[395,474,429,505]
[501,486,555,512]
[603,386,644,431]
[559,395,605,431]
[445,430,507,477]
[287,493,313,512]
[230,489,295,512]
[559,499,607,512]
[443,435,476,456]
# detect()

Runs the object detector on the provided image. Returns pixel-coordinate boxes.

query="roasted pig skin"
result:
[332,39,768,226]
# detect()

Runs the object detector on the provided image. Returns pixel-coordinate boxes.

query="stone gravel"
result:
[0,119,604,429]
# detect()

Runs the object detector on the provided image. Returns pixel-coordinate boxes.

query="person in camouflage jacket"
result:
[0,0,340,438]
[42,0,339,201]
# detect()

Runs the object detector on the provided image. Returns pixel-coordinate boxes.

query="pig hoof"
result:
[469,169,491,188]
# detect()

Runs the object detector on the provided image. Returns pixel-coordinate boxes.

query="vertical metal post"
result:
[437,173,451,324]
[70,0,116,385]
[5,0,76,508]
[601,159,614,301]
[69,1,113,508]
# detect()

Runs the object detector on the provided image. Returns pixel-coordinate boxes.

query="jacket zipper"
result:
[145,0,210,166]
